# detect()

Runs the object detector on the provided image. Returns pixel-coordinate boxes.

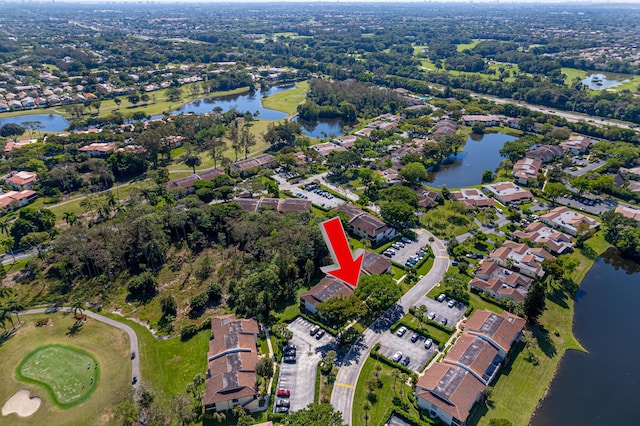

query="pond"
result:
[0,113,70,133]
[426,132,517,189]
[581,72,630,90]
[293,117,345,138]
[531,248,640,426]
[170,85,293,120]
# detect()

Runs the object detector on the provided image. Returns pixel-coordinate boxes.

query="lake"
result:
[426,132,517,189]
[581,72,630,90]
[531,248,640,426]
[171,85,292,120]
[0,113,70,133]
[294,117,345,138]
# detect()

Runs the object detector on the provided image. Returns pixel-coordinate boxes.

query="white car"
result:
[437,294,446,302]
[448,299,457,308]
[427,312,436,320]
[424,338,433,349]
[396,326,407,337]
[391,351,403,362]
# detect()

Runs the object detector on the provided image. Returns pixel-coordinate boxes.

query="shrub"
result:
[190,292,208,311]
[127,272,157,298]
[181,324,198,340]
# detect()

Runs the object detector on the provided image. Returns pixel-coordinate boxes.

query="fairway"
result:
[17,344,99,408]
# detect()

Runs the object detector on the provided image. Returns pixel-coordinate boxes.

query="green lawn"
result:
[561,67,586,85]
[421,201,477,237]
[98,312,208,397]
[17,344,99,408]
[0,312,129,425]
[470,233,611,425]
[457,39,480,52]
[261,80,309,116]
[353,357,429,426]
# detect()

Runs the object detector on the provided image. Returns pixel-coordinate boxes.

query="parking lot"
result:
[275,317,336,413]
[556,195,612,215]
[294,185,345,209]
[415,295,467,329]
[383,229,433,266]
[377,327,437,373]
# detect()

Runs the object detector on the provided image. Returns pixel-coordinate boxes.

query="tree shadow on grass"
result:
[66,321,84,337]
[547,285,569,309]
[532,324,556,358]
[0,329,16,348]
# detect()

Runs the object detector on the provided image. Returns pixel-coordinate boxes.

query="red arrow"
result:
[320,217,364,288]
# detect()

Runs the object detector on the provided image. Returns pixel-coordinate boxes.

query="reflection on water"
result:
[294,117,345,138]
[531,247,640,426]
[0,113,70,132]
[581,73,629,90]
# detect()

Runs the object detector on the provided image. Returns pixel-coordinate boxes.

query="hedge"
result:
[370,345,418,380]
[298,312,339,336]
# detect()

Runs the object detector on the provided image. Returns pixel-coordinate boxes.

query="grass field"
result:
[421,201,478,237]
[469,232,611,426]
[0,313,129,425]
[17,344,99,408]
[457,39,481,52]
[261,80,309,116]
[561,67,586,85]
[352,357,426,426]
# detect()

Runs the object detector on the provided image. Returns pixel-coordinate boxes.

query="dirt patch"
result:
[2,389,41,418]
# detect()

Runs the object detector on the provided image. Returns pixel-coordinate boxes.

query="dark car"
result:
[131,351,136,359]
[132,375,137,385]
[276,389,291,398]
[275,406,289,414]
[283,355,296,363]
[441,318,448,326]
[276,399,290,408]
[411,333,420,343]
[401,356,411,366]
[284,344,297,354]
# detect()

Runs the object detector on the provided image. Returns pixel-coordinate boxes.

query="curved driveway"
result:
[21,308,140,388]
[330,231,449,425]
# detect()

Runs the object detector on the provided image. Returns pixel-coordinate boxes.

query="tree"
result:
[362,401,371,426]
[228,120,241,161]
[543,182,567,204]
[71,299,84,317]
[114,97,122,109]
[63,211,78,227]
[183,152,201,174]
[317,295,366,330]
[380,201,416,230]
[239,127,257,160]
[282,403,346,426]
[127,272,157,298]
[170,393,195,426]
[482,169,494,183]
[400,162,428,184]
[127,94,140,106]
[21,231,49,257]
[1,237,15,263]
[524,281,546,324]
[255,357,274,380]
[354,274,401,316]
[160,295,177,317]
[0,123,25,139]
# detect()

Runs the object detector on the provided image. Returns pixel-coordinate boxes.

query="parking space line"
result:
[436,256,449,259]
[335,382,354,389]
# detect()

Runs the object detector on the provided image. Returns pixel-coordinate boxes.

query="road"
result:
[21,307,141,388]
[330,231,449,425]
[470,92,638,131]
[1,248,38,265]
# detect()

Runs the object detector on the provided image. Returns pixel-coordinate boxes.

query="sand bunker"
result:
[2,390,41,418]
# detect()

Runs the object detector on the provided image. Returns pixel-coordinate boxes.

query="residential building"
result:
[512,222,574,254]
[483,182,533,204]
[6,171,38,190]
[614,205,640,223]
[335,204,397,245]
[470,261,532,303]
[0,190,37,209]
[461,115,501,127]
[559,134,592,154]
[417,189,440,209]
[334,135,357,148]
[4,139,39,152]
[487,240,553,278]
[300,276,354,314]
[361,250,392,275]
[526,145,564,163]
[312,142,347,157]
[463,310,525,357]
[512,158,542,186]
[234,197,312,213]
[416,363,485,426]
[452,188,495,209]
[204,315,259,413]
[443,333,502,385]
[354,127,373,139]
[78,142,115,157]
[229,154,277,176]
[540,206,600,236]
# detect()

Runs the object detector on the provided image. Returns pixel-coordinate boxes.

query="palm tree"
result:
[0,218,9,236]
[362,401,371,426]
[7,298,23,325]
[71,299,84,318]
[63,211,78,226]
[1,237,15,263]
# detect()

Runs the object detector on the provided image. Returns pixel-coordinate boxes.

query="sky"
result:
[7,0,640,4]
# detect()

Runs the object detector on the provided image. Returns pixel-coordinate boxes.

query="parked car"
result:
[284,344,297,353]
[283,355,296,363]
[401,356,411,366]
[424,338,433,349]
[310,325,320,336]
[275,406,289,414]
[276,399,290,408]
[276,389,291,398]
[391,351,403,362]
[131,351,136,359]
[396,326,407,337]
[315,330,325,339]
[437,294,446,302]
[411,333,420,343]
[441,318,448,326]
[132,375,137,385]
[427,312,436,320]
[448,299,457,308]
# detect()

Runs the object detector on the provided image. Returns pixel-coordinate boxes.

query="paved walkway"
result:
[330,231,449,425]
[21,308,141,388]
